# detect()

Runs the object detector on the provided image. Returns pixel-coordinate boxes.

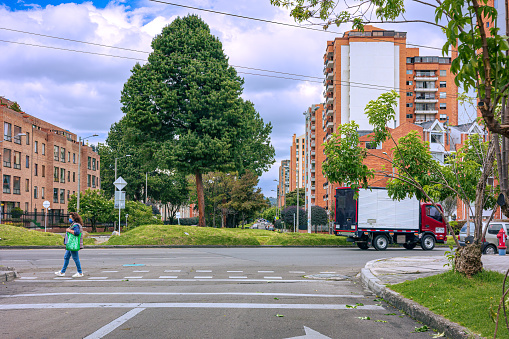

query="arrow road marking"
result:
[287,326,331,339]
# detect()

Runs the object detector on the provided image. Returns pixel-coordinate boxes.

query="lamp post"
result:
[77,134,98,213]
[114,154,131,181]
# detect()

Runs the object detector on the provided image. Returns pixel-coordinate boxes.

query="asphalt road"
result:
[0,247,446,339]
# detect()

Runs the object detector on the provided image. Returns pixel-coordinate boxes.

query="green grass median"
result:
[390,269,508,338]
[105,224,350,246]
[0,224,94,246]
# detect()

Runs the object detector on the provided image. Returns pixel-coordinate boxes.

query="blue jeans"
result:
[61,250,82,274]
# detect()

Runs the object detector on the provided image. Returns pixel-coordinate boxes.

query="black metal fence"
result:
[1,212,116,231]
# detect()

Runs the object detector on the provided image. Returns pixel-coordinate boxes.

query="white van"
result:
[458,222,509,254]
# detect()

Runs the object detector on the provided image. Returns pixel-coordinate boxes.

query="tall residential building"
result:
[0,97,100,216]
[277,159,290,208]
[323,25,458,138]
[289,134,305,192]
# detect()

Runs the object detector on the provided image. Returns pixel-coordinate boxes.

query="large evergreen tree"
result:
[120,15,274,226]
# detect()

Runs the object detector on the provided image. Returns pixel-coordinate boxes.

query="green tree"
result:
[309,206,328,228]
[68,189,113,232]
[323,90,498,276]
[120,15,274,227]
[147,170,189,221]
[9,102,21,112]
[261,206,278,223]
[284,188,305,207]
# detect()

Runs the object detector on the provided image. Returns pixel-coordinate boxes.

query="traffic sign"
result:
[114,191,126,209]
[43,200,50,209]
[114,176,127,191]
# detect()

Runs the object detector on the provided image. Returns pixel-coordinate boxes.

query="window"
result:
[53,188,58,203]
[13,151,21,169]
[25,202,29,212]
[296,139,299,143]
[488,224,503,235]
[406,114,413,119]
[4,122,11,141]
[68,151,70,162]
[41,187,45,199]
[67,171,70,183]
[440,114,448,120]
[415,103,436,111]
[54,167,59,182]
[34,186,38,199]
[406,70,413,74]
[26,132,29,145]
[416,81,435,89]
[73,172,75,182]
[365,141,381,150]
[25,179,29,192]
[425,206,443,222]
[406,81,413,86]
[35,164,38,176]
[440,103,447,110]
[13,176,20,195]
[92,175,96,188]
[54,146,59,161]
[34,140,38,153]
[296,145,299,149]
[60,189,65,204]
[67,190,70,201]
[88,156,91,170]
[431,133,443,144]
[440,81,447,88]
[406,103,413,107]
[42,165,45,177]
[406,92,413,97]
[440,70,446,77]
[415,92,435,100]
[13,126,21,144]
[3,148,11,167]
[42,143,45,155]
[25,155,29,168]
[73,153,76,163]
[60,168,65,183]
[440,92,447,99]
[60,148,65,163]
[3,175,10,193]
[87,174,91,187]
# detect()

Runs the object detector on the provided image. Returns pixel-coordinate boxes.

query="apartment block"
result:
[0,97,100,216]
[323,25,458,138]
[289,134,305,192]
[277,159,290,208]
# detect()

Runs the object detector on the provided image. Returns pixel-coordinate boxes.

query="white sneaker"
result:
[72,272,84,278]
[55,271,65,276]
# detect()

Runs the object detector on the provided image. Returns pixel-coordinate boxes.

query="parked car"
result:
[458,221,509,254]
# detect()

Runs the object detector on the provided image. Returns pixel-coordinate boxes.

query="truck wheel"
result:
[403,243,416,250]
[420,234,435,250]
[483,244,497,255]
[357,242,369,250]
[373,235,388,251]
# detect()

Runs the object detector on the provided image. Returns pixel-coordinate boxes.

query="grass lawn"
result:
[0,224,95,246]
[105,224,350,246]
[390,269,509,338]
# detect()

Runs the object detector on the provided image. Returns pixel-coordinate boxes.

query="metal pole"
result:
[293,213,296,233]
[118,202,121,236]
[44,208,47,232]
[296,173,299,233]
[77,137,81,213]
[114,158,117,181]
[145,172,148,203]
[126,214,128,230]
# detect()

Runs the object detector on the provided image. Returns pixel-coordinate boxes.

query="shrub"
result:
[178,217,199,226]
[11,207,24,219]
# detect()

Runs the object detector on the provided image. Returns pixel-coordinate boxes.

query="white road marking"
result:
[258,270,274,273]
[320,272,337,274]
[193,276,213,279]
[123,276,143,279]
[196,270,212,273]
[286,326,331,339]
[227,271,243,273]
[0,303,384,310]
[164,270,181,273]
[229,276,247,279]
[289,271,306,274]
[19,277,37,280]
[2,292,364,298]
[88,277,108,280]
[133,270,149,273]
[102,271,118,273]
[17,278,348,283]
[264,277,283,280]
[83,307,145,339]
[159,276,178,279]
[54,277,72,280]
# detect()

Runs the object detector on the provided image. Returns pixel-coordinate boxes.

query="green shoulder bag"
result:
[66,232,81,251]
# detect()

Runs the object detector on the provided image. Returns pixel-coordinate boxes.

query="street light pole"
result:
[77,134,98,213]
[114,154,131,181]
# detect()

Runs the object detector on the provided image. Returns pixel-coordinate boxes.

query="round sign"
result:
[43,200,50,209]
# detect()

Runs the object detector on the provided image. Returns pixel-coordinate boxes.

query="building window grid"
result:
[35,164,38,176]
[60,168,65,183]
[25,179,29,192]
[54,146,59,161]
[54,167,59,182]
[60,148,65,163]
[13,126,21,144]
[13,176,20,195]
[42,165,45,177]
[34,186,38,199]
[25,155,29,168]
[4,122,11,142]
[13,151,21,169]
[3,175,10,194]
[60,189,65,204]
[3,148,11,167]
[34,140,38,153]
[41,187,45,199]
[53,188,58,203]
[42,143,45,155]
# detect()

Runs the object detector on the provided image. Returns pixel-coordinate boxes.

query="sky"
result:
[0,0,454,198]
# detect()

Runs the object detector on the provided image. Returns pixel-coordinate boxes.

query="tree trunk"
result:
[455,243,483,277]
[195,169,206,227]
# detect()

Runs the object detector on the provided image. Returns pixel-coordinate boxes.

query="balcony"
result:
[311,159,316,164]
[311,116,315,122]
[415,88,438,92]
[327,72,333,80]
[311,168,315,173]
[310,133,315,139]
[415,110,438,114]
[326,121,334,129]
[311,194,315,199]
[326,83,334,92]
[311,151,315,156]
[326,108,334,116]
[414,76,438,81]
[310,185,315,191]
[326,59,334,69]
[311,125,315,131]
[326,96,334,105]
[310,176,315,181]
[414,99,438,103]
[311,141,315,147]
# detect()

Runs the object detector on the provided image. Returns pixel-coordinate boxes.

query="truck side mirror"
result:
[498,193,506,207]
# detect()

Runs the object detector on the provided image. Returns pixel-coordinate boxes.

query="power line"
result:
[148,0,451,53]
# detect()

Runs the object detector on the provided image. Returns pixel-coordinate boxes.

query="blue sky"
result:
[0,0,456,198]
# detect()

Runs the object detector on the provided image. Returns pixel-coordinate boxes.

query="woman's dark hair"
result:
[70,212,84,225]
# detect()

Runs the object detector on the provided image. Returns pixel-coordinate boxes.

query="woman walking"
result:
[55,212,84,278]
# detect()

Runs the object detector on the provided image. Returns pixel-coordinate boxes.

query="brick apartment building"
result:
[0,97,100,216]
[289,134,306,193]
[276,159,290,209]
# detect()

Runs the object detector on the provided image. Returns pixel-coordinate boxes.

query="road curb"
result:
[360,259,481,339]
[0,244,451,249]
[0,267,18,282]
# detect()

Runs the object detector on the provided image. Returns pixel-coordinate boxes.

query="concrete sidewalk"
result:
[361,254,509,339]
